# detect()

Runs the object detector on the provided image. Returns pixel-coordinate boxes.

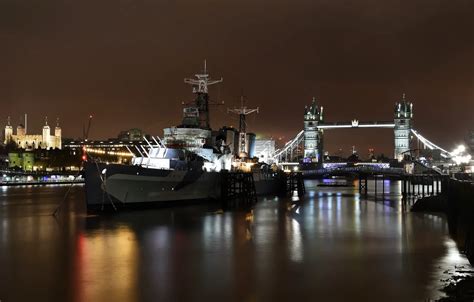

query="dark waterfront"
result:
[0,180,471,302]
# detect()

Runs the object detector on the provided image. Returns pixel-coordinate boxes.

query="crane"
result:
[80,115,93,162]
[83,115,93,141]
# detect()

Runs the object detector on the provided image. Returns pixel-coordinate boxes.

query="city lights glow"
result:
[84,147,134,157]
[451,144,472,165]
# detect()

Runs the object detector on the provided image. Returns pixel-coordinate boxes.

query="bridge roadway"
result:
[279,160,445,178]
[317,121,395,129]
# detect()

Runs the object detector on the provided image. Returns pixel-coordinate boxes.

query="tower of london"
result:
[4,116,62,150]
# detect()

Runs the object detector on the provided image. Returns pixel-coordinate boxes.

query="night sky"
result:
[1,0,473,156]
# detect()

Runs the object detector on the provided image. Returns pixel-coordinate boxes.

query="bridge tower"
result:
[304,97,324,163]
[394,94,413,161]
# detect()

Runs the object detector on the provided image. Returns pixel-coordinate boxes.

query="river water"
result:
[0,180,471,301]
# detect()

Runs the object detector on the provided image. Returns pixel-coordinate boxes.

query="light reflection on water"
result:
[0,180,469,301]
[75,227,139,302]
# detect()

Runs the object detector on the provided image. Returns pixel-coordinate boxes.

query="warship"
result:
[83,62,280,211]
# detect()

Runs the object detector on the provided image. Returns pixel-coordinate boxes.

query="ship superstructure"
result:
[163,61,223,149]
[130,62,232,172]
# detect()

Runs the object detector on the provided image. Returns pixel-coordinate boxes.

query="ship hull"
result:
[84,162,281,212]
[84,162,222,212]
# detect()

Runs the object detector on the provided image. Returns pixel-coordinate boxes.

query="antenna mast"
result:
[184,60,223,94]
[183,60,223,129]
[228,96,259,156]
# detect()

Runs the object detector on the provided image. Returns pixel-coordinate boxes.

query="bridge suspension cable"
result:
[410,129,452,158]
[273,130,304,161]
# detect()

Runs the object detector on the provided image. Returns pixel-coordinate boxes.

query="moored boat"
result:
[83,62,281,212]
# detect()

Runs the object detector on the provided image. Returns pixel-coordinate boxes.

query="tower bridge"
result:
[273,94,451,165]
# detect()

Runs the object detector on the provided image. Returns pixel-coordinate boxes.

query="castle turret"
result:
[54,118,62,149]
[4,116,13,144]
[42,116,51,149]
[17,124,25,136]
[394,94,413,161]
[304,97,324,163]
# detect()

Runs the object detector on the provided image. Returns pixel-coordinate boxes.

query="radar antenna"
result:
[184,60,223,94]
[182,60,223,129]
[228,95,259,156]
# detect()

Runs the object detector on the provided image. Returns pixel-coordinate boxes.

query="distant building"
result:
[64,139,147,165]
[117,128,144,142]
[466,131,474,175]
[215,127,239,155]
[4,116,62,150]
[63,129,149,164]
[8,152,35,171]
[467,130,474,154]
[6,149,82,172]
[254,139,275,163]
[212,126,257,157]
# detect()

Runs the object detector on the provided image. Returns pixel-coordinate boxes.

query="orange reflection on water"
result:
[74,227,138,302]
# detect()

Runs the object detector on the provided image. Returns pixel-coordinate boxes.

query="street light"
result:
[451,144,472,165]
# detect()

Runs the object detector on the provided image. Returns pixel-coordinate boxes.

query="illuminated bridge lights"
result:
[274,127,455,164]
[316,122,396,129]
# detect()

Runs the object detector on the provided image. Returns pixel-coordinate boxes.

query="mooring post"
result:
[220,171,228,203]
[358,174,368,196]
[426,177,430,196]
[401,178,404,200]
[382,176,385,197]
[364,176,368,196]
[402,178,407,200]
[441,176,448,195]
[297,172,305,196]
[436,177,440,195]
[407,177,411,196]
[422,178,425,197]
[430,177,434,196]
[374,176,378,200]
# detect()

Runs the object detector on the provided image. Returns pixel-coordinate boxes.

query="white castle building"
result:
[4,116,62,150]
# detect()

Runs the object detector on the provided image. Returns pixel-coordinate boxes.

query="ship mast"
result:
[184,60,223,129]
[228,96,259,156]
